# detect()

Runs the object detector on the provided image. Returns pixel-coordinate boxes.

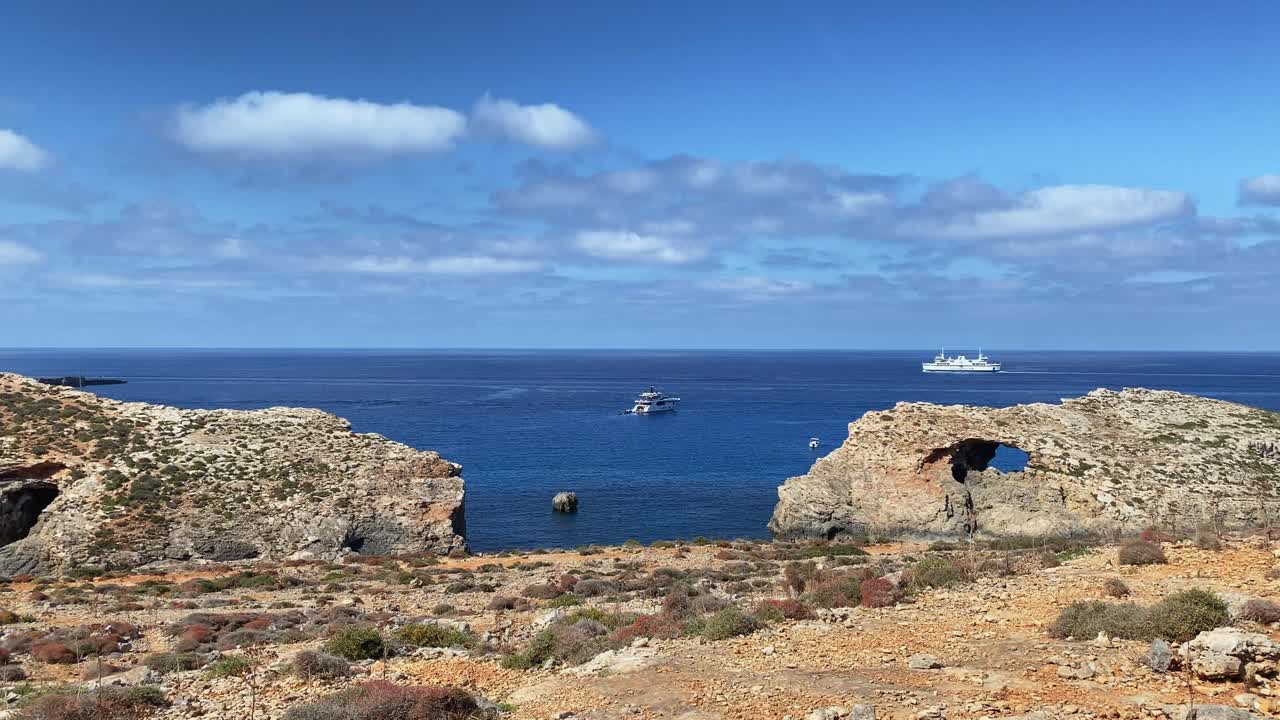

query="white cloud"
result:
[173,92,467,157]
[0,129,50,172]
[823,190,893,217]
[603,168,660,194]
[574,230,708,264]
[702,276,813,298]
[0,240,42,264]
[1239,174,1280,207]
[343,255,541,275]
[213,237,248,259]
[471,94,598,150]
[899,184,1192,240]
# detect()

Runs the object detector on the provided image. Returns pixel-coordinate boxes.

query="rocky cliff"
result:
[0,372,466,574]
[770,388,1280,541]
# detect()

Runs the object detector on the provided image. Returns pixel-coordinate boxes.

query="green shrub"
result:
[395,624,473,648]
[1050,589,1228,642]
[144,652,207,673]
[1146,589,1229,642]
[543,595,582,609]
[907,557,966,589]
[205,655,252,678]
[562,607,630,630]
[500,624,605,670]
[686,607,760,641]
[325,627,385,661]
[1050,600,1150,640]
[1118,540,1167,566]
[806,574,863,608]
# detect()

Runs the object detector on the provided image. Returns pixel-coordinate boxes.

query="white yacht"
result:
[627,387,680,414]
[922,349,1001,373]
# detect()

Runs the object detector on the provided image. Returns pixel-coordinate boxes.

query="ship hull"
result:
[922,364,1001,372]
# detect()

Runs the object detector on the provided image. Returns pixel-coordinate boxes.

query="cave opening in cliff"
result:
[0,483,59,546]
[945,439,1029,482]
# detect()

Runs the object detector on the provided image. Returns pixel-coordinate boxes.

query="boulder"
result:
[552,492,579,513]
[907,654,944,670]
[1149,639,1174,673]
[1182,628,1280,681]
[561,647,660,676]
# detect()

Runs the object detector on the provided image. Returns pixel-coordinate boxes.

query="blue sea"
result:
[2,349,1278,552]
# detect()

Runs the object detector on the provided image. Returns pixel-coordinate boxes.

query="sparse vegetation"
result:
[1051,589,1228,642]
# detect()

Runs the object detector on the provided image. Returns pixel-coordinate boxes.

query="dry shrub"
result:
[283,681,483,720]
[783,562,816,595]
[31,641,77,664]
[1140,528,1175,543]
[18,686,166,720]
[522,583,561,600]
[1195,528,1222,550]
[1118,540,1167,566]
[609,613,682,644]
[753,598,815,621]
[1240,598,1280,624]
[556,574,579,591]
[1102,577,1131,598]
[289,650,350,680]
[573,579,615,597]
[860,577,900,608]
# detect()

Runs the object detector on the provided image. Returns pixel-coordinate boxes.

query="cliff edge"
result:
[0,372,466,573]
[769,388,1280,541]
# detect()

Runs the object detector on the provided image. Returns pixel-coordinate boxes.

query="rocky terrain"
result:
[770,388,1280,542]
[0,373,466,575]
[0,532,1279,720]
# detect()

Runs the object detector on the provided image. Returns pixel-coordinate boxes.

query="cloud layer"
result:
[0,129,50,171]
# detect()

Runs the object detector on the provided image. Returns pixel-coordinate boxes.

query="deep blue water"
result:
[2,349,1279,552]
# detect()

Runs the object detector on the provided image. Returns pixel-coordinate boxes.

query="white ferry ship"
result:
[922,349,1001,373]
[626,387,680,413]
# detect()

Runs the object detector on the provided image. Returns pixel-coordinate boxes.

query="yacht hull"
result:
[632,405,677,413]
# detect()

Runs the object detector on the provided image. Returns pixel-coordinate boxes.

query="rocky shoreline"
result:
[770,388,1280,542]
[0,372,466,575]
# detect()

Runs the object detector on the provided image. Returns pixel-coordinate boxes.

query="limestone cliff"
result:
[0,372,466,574]
[769,388,1280,541]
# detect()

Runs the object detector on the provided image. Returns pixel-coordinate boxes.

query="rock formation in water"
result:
[0,372,466,574]
[769,388,1280,541]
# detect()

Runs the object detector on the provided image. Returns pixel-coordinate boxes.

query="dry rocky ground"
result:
[1,533,1279,720]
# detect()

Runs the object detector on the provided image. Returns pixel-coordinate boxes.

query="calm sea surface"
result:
[2,349,1278,551]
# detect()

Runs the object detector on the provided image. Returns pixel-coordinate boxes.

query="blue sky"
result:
[2,1,1279,349]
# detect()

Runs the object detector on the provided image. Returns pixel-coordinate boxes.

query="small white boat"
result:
[808,437,820,449]
[626,387,680,414]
